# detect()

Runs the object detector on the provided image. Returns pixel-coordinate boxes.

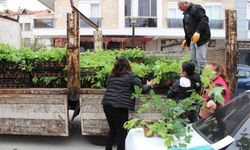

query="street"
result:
[0,111,106,150]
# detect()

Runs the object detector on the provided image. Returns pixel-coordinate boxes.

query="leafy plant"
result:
[126,86,194,148]
[200,67,225,106]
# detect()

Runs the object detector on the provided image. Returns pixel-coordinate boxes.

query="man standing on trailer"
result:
[178,0,211,72]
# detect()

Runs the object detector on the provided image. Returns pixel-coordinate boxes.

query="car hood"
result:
[125,127,211,150]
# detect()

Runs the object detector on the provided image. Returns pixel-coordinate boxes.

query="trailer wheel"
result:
[87,136,108,146]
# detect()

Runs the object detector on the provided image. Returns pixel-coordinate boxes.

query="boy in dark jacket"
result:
[167,61,201,122]
[178,0,211,73]
[102,56,154,150]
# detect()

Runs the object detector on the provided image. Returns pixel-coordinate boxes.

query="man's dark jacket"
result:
[102,73,150,110]
[183,3,211,47]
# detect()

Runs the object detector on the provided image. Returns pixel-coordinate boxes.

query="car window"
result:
[246,71,250,78]
[225,117,250,150]
[192,93,250,144]
[238,70,246,78]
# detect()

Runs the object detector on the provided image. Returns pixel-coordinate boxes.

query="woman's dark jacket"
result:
[167,73,201,100]
[183,3,211,47]
[102,73,150,110]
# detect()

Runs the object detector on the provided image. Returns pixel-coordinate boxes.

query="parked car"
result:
[192,90,250,150]
[237,64,250,94]
[126,90,250,150]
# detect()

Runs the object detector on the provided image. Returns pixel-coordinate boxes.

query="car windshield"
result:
[192,92,250,144]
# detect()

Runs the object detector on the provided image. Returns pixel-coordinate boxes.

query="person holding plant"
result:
[102,56,155,150]
[167,61,201,122]
[199,62,230,118]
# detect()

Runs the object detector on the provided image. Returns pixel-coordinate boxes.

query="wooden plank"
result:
[0,95,66,104]
[0,88,68,94]
[0,93,69,136]
[80,92,162,136]
[0,119,67,136]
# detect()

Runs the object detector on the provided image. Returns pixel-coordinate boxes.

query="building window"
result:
[91,4,99,18]
[125,0,157,27]
[80,4,102,28]
[34,19,54,28]
[167,3,183,28]
[125,0,131,16]
[248,20,250,30]
[138,0,157,16]
[204,3,224,29]
[248,2,250,30]
[24,23,31,31]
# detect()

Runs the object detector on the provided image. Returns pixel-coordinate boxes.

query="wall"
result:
[54,0,78,29]
[0,17,21,48]
[100,0,119,28]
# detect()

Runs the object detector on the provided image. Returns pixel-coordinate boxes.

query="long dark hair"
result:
[110,56,132,77]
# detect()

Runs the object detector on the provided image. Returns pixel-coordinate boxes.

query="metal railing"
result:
[209,19,224,29]
[80,18,102,28]
[167,19,224,29]
[125,17,157,27]
[167,18,183,28]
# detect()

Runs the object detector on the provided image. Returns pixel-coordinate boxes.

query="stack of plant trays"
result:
[31,61,66,88]
[0,60,31,88]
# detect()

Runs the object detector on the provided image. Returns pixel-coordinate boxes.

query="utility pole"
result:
[67,11,80,102]
[225,9,237,96]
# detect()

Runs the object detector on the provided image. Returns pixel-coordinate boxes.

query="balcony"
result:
[167,19,224,29]
[34,18,55,28]
[209,19,224,29]
[80,18,102,28]
[125,17,157,27]
[167,18,183,28]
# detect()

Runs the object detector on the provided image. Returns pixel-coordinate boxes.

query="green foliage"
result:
[39,76,58,86]
[200,67,225,105]
[126,89,193,148]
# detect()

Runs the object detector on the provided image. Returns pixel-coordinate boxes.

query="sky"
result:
[0,0,48,11]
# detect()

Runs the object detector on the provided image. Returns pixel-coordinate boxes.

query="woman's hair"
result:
[208,62,230,86]
[110,56,132,77]
[182,61,195,76]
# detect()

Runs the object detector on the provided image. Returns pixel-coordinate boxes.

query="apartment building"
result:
[236,0,250,65]
[36,0,237,52]
[3,0,233,51]
[3,9,54,48]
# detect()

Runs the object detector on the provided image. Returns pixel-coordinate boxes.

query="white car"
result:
[126,90,250,150]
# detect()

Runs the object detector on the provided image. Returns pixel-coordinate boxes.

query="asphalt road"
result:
[0,111,108,150]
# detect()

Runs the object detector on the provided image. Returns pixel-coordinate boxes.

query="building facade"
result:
[3,9,54,48]
[36,0,238,52]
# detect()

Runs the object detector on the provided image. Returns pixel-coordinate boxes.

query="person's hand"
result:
[181,40,187,49]
[206,100,217,113]
[192,32,200,43]
[147,80,155,87]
